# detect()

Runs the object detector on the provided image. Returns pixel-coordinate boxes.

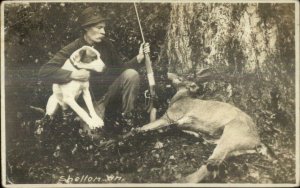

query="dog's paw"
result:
[87,120,97,130]
[97,119,104,128]
[92,116,104,128]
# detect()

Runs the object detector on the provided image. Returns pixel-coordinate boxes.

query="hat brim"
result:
[81,17,110,28]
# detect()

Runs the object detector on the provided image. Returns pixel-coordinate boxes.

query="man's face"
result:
[84,22,106,43]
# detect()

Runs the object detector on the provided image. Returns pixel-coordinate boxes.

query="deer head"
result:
[167,68,213,103]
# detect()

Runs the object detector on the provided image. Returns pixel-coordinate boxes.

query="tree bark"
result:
[160,3,295,80]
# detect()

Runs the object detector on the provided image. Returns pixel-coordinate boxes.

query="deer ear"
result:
[196,67,213,82]
[188,82,200,94]
[167,72,179,81]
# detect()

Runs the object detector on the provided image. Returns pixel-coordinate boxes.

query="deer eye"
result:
[188,82,200,94]
[190,83,197,88]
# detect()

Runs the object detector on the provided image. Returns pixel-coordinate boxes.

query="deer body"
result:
[135,73,270,183]
[140,95,261,158]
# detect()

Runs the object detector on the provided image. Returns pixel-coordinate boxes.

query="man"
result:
[39,7,150,131]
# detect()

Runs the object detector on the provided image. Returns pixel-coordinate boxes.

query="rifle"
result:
[134,3,157,122]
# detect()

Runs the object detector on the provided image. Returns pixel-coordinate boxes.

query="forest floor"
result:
[5,78,296,184]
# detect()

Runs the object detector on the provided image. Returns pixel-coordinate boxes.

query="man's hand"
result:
[137,43,150,63]
[70,69,90,81]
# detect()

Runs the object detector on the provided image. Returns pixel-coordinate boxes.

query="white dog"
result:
[45,46,105,129]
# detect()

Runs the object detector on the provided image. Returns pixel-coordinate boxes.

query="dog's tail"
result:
[29,105,45,115]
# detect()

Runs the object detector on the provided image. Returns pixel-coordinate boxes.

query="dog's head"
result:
[70,46,106,72]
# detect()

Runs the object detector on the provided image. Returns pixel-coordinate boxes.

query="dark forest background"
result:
[3,2,297,184]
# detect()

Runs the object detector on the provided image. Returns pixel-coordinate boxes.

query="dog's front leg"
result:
[82,88,104,128]
[63,96,97,129]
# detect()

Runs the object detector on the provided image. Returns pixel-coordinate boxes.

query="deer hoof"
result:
[207,159,220,172]
[206,160,226,180]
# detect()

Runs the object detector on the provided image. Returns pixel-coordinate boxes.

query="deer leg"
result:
[228,149,257,157]
[177,116,193,125]
[176,165,210,183]
[137,117,169,132]
[175,115,201,138]
[206,141,230,179]
[206,121,260,179]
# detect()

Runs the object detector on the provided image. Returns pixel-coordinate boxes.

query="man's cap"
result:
[79,7,109,28]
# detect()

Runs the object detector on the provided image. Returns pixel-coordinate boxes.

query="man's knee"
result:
[122,69,140,84]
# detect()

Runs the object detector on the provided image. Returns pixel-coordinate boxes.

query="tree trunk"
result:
[159,3,295,126]
[160,3,295,80]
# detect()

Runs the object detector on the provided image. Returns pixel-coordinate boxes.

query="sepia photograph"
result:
[1,0,299,187]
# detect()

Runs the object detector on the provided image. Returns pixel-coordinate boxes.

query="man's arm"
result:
[104,39,144,69]
[38,49,73,84]
[124,43,150,67]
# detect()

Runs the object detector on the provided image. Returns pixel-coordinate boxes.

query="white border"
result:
[1,0,299,187]
[295,0,300,185]
[1,0,6,187]
[0,0,299,3]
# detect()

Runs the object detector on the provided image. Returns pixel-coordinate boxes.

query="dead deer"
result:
[131,72,275,183]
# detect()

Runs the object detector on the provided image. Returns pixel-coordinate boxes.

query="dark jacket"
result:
[39,37,139,99]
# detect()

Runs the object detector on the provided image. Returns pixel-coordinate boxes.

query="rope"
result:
[165,110,186,126]
[165,111,176,125]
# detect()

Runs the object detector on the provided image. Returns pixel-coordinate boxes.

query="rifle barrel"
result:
[134,3,145,43]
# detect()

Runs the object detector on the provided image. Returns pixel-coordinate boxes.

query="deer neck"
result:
[169,88,190,106]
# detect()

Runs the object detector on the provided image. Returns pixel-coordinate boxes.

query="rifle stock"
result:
[134,3,157,122]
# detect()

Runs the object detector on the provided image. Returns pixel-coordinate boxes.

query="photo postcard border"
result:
[1,0,299,187]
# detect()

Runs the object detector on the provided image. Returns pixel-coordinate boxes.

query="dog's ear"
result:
[70,47,88,63]
[78,49,87,61]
